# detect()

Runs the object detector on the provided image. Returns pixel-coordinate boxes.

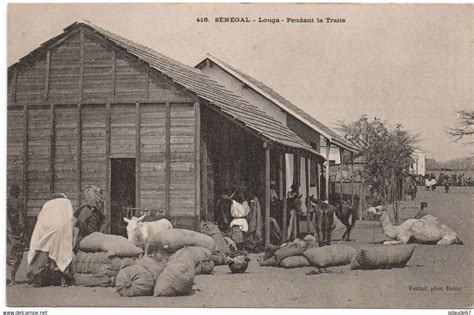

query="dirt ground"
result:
[6,187,473,308]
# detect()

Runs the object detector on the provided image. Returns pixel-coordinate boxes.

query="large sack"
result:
[169,247,206,275]
[201,222,231,255]
[274,246,306,264]
[350,245,415,270]
[74,273,114,287]
[136,256,166,280]
[303,245,356,268]
[257,257,278,267]
[115,264,155,297]
[79,232,143,257]
[75,251,122,277]
[151,229,216,252]
[280,256,310,269]
[153,263,194,297]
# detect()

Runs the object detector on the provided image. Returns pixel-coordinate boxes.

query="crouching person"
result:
[27,193,75,287]
[74,185,108,245]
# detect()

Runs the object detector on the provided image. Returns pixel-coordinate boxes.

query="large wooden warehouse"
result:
[8,21,329,242]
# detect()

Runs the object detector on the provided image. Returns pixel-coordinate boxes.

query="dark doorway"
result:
[110,158,136,236]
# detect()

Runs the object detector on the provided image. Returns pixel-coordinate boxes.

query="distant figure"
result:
[444,175,451,193]
[7,184,26,286]
[425,176,431,191]
[414,202,429,219]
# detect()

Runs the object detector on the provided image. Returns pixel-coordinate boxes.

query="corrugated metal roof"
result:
[9,21,324,160]
[199,54,359,153]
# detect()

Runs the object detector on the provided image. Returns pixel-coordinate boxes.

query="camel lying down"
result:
[367,206,463,245]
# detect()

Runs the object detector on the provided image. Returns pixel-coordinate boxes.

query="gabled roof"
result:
[196,54,359,153]
[8,20,324,161]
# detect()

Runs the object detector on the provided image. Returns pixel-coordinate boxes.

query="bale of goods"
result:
[75,251,123,277]
[274,246,306,264]
[115,264,155,297]
[257,257,278,267]
[74,273,114,287]
[136,256,166,280]
[228,253,250,273]
[280,256,310,269]
[201,222,231,255]
[153,263,194,297]
[303,245,356,268]
[168,247,211,275]
[150,229,216,253]
[350,245,416,270]
[79,232,143,257]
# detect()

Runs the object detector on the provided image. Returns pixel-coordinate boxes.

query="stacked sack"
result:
[115,228,217,297]
[74,232,144,287]
[257,238,310,269]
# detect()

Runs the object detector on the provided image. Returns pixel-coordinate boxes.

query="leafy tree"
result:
[447,110,474,144]
[338,116,416,223]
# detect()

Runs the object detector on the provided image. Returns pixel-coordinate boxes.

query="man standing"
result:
[7,184,26,286]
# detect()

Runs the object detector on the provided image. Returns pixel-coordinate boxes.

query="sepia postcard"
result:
[2,2,473,314]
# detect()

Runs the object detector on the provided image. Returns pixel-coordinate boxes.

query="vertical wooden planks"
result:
[105,103,111,229]
[351,151,355,205]
[77,104,82,206]
[79,27,85,101]
[165,102,170,217]
[23,105,28,210]
[45,51,50,101]
[264,143,271,246]
[55,105,79,208]
[194,102,201,231]
[135,102,141,208]
[111,49,116,100]
[50,104,56,193]
[11,71,17,105]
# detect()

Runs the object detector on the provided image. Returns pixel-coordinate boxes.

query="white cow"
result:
[123,214,173,256]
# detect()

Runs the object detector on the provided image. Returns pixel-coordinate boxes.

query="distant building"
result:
[411,150,426,176]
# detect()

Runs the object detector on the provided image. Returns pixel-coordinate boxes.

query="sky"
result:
[6,3,473,161]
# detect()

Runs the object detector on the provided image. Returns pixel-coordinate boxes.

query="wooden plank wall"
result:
[7,108,25,195]
[80,104,107,201]
[169,103,197,229]
[54,105,80,209]
[139,104,166,210]
[26,106,51,215]
[7,25,200,229]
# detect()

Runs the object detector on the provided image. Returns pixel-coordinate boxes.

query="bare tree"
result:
[447,110,474,143]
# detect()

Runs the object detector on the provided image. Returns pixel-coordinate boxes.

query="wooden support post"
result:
[264,143,271,246]
[279,152,287,242]
[194,102,201,231]
[351,151,355,205]
[202,140,208,221]
[135,102,141,208]
[105,103,111,230]
[45,51,50,101]
[145,68,150,99]
[23,105,28,211]
[77,104,82,206]
[305,157,310,235]
[49,104,55,193]
[325,140,331,201]
[165,102,171,218]
[79,27,85,102]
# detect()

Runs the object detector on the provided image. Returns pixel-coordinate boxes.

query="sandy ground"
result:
[6,187,473,308]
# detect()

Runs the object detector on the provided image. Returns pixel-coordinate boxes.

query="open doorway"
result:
[110,158,136,236]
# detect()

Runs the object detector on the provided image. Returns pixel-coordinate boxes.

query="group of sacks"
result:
[73,227,221,297]
[258,236,416,270]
